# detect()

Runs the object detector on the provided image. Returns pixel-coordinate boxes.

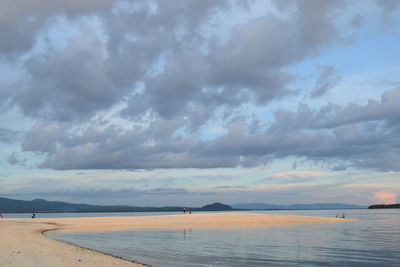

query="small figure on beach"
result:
[189,210,192,214]
[342,213,345,218]
[0,213,3,218]
[336,214,339,218]
[182,207,186,214]
[31,213,36,218]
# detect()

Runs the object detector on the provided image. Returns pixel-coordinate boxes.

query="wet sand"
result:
[0,213,355,266]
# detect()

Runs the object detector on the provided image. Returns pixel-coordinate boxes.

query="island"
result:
[368,204,400,209]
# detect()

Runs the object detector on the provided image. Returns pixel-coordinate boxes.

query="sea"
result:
[6,209,400,266]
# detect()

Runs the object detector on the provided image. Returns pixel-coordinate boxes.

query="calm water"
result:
[47,209,400,267]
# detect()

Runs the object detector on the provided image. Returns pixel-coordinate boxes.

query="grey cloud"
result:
[120,0,348,127]
[214,185,246,189]
[22,122,69,153]
[375,0,400,26]
[130,51,208,119]
[4,0,231,122]
[294,0,345,47]
[207,17,296,103]
[2,0,350,128]
[5,0,399,172]
[377,0,400,14]
[0,17,45,56]
[331,164,348,171]
[350,14,364,28]
[44,89,400,170]
[20,117,239,170]
[0,0,115,55]
[310,66,341,98]
[0,0,114,21]
[292,161,298,169]
[7,152,26,166]
[272,0,346,45]
[13,28,118,121]
[270,87,400,132]
[19,87,400,171]
[8,129,327,170]
[0,127,20,143]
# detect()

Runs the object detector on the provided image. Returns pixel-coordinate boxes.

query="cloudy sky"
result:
[1,0,400,206]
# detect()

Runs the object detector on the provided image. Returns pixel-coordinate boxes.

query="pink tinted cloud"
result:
[374,191,397,204]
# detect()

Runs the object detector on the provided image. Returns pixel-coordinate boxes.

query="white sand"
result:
[0,213,356,266]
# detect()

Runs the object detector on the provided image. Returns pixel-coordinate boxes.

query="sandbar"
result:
[0,212,356,266]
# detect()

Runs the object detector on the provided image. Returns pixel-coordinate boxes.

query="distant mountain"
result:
[0,197,233,213]
[368,204,400,209]
[231,203,283,210]
[231,202,366,210]
[201,202,233,211]
[0,197,365,213]
[0,197,143,213]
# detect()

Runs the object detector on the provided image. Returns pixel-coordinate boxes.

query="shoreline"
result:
[41,227,152,267]
[1,213,356,266]
[0,219,145,267]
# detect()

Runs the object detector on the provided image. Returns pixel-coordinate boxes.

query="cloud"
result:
[373,191,397,204]
[310,65,341,98]
[1,0,350,127]
[122,0,348,123]
[270,87,400,132]
[15,86,400,172]
[0,0,115,55]
[2,0,399,174]
[376,0,400,17]
[13,27,118,121]
[0,127,20,143]
[269,171,330,179]
[2,1,231,121]
[7,152,27,166]
[214,185,246,189]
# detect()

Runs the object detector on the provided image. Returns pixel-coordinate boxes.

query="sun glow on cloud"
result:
[374,192,397,204]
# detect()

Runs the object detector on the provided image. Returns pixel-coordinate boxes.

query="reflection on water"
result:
[48,209,400,267]
[182,228,192,240]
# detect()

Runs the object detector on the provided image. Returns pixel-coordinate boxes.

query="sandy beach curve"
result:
[0,213,356,266]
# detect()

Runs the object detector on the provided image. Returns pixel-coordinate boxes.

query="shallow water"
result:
[48,209,400,267]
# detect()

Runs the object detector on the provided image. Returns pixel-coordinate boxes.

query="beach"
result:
[0,213,355,266]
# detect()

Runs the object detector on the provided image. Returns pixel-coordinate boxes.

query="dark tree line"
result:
[368,204,400,209]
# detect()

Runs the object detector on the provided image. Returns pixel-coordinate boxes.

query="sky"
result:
[1,0,400,206]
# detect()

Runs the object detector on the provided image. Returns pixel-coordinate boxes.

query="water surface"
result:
[48,209,400,266]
